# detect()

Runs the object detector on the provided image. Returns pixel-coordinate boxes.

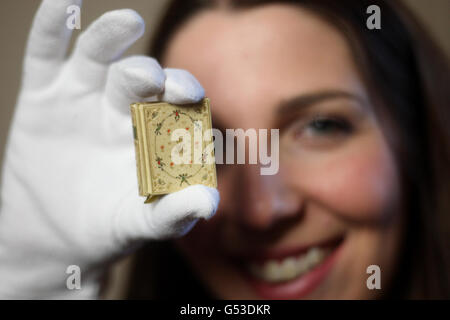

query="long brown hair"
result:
[126,0,450,299]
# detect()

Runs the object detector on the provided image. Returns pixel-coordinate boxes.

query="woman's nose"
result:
[232,165,303,230]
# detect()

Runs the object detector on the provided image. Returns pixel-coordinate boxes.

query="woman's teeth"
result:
[246,247,330,283]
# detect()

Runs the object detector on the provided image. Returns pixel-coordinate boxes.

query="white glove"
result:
[0,0,219,299]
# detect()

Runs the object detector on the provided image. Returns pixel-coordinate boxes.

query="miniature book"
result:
[130,98,217,203]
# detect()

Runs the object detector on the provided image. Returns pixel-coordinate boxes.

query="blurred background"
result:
[0,0,448,298]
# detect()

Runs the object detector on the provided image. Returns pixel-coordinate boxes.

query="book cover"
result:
[131,98,217,203]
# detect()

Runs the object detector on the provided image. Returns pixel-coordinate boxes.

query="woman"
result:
[126,0,450,299]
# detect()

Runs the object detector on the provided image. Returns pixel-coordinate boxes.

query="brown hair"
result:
[126,0,450,299]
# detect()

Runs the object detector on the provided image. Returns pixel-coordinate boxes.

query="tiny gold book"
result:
[130,98,217,203]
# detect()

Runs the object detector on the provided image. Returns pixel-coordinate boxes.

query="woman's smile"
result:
[228,236,344,299]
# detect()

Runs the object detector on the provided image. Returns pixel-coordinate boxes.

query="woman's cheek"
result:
[284,135,400,223]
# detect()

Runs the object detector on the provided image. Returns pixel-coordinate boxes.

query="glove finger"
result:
[114,185,220,243]
[24,0,82,89]
[104,56,166,113]
[161,68,205,104]
[68,9,145,86]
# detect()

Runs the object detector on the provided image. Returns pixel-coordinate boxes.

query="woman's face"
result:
[163,4,403,299]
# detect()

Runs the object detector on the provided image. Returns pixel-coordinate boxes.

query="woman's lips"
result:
[230,237,344,299]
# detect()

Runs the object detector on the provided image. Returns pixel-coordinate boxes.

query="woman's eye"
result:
[281,111,362,151]
[304,117,352,136]
[285,116,355,149]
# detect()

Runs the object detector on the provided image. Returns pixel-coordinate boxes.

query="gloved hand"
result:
[0,0,219,299]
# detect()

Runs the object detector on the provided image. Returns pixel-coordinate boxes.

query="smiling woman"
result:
[124,0,450,299]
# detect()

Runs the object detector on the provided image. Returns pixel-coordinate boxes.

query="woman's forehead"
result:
[164,4,349,62]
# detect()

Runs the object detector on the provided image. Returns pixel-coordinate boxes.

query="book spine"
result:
[130,104,144,197]
[138,105,152,196]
